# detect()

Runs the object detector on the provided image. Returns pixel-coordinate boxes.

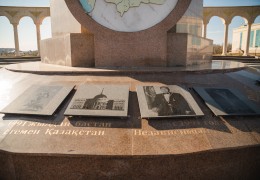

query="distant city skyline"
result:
[0,0,260,50]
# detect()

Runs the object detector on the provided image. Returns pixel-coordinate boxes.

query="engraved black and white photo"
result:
[70,89,125,111]
[137,85,203,118]
[194,87,260,116]
[21,86,62,111]
[65,85,129,117]
[205,88,255,114]
[143,86,195,116]
[1,85,74,115]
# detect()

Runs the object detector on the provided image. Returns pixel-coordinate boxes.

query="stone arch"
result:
[16,15,36,25]
[18,16,37,52]
[253,15,260,23]
[0,16,15,53]
[0,6,50,56]
[40,16,52,40]
[203,6,260,56]
[229,16,249,55]
[206,16,225,45]
[0,13,13,24]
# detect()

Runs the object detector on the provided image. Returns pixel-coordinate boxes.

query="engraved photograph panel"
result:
[65,84,129,117]
[194,87,260,116]
[0,84,74,115]
[137,85,204,118]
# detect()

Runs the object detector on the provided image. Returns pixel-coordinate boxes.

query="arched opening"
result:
[40,17,52,40]
[0,16,14,57]
[18,16,37,56]
[252,15,260,56]
[229,16,247,56]
[207,16,224,55]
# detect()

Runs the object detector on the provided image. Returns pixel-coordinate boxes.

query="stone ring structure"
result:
[42,0,213,68]
[60,0,197,67]
[64,0,191,39]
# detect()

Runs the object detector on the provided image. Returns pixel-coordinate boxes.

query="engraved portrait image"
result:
[0,85,74,115]
[65,85,129,117]
[137,85,204,118]
[194,87,260,116]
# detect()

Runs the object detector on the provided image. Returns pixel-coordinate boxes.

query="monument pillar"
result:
[12,23,20,56]
[203,23,207,38]
[243,22,252,56]
[35,22,42,56]
[222,22,230,56]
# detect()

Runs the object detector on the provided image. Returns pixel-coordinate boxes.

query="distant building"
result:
[232,23,260,54]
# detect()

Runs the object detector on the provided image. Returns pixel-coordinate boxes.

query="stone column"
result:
[12,23,20,56]
[222,22,230,56]
[203,23,207,38]
[35,22,42,56]
[243,23,252,56]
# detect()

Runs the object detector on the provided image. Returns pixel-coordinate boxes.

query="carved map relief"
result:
[79,0,178,32]
[194,87,260,116]
[137,85,204,118]
[65,84,129,117]
[0,85,74,115]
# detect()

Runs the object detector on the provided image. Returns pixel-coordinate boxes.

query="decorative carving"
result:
[223,9,233,17]
[30,11,42,18]
[5,11,18,17]
[203,10,211,18]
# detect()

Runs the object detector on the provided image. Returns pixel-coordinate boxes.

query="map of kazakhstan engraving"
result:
[80,0,165,16]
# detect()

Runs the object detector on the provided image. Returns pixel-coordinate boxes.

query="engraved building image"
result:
[70,89,125,111]
[65,85,129,117]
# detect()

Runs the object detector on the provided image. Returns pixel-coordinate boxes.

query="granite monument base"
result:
[1,147,259,179]
[0,63,259,179]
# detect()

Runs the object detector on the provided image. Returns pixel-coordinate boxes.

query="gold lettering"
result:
[8,121,17,126]
[60,122,70,127]
[134,130,141,136]
[34,130,40,134]
[142,131,147,135]
[53,130,59,135]
[153,131,160,135]
[19,130,28,134]
[16,121,27,127]
[98,131,105,136]
[72,130,78,136]
[45,129,53,135]
[28,122,36,126]
[59,130,65,135]
[65,130,71,135]
[90,131,97,136]
[75,121,112,128]
[27,130,35,135]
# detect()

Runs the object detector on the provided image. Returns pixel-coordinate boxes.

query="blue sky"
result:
[0,0,260,50]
